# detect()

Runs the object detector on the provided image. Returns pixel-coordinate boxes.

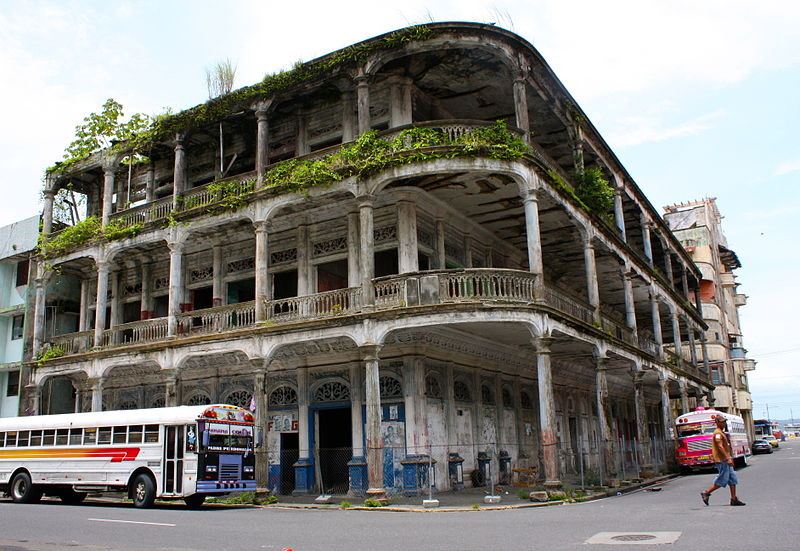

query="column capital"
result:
[253,219,271,233]
[593,351,609,369]
[520,187,540,204]
[357,194,376,208]
[360,343,382,362]
[534,336,554,354]
[167,240,185,254]
[253,99,273,119]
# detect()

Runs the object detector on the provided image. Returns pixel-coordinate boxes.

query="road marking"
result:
[88,518,176,527]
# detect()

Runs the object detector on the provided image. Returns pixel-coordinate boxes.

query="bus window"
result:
[83,428,97,445]
[0,432,5,447]
[144,425,159,443]
[69,429,83,445]
[112,426,127,444]
[18,431,30,447]
[30,430,43,447]
[98,427,112,444]
[128,425,143,443]
[6,432,16,446]
[43,429,55,446]
[56,429,68,445]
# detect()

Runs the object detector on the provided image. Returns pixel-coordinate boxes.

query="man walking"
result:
[700,415,745,506]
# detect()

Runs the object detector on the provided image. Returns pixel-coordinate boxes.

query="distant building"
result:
[664,199,756,439]
[0,215,38,417]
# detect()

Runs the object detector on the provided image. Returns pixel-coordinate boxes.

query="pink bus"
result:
[675,408,750,474]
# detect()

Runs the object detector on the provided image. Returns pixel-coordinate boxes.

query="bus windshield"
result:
[200,422,253,452]
[677,422,716,437]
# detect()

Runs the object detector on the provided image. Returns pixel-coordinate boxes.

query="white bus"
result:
[0,404,257,508]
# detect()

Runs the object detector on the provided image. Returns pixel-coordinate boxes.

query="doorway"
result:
[316,408,352,494]
[279,432,299,494]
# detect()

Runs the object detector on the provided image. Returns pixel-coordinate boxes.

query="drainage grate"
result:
[611,535,657,542]
[586,532,682,545]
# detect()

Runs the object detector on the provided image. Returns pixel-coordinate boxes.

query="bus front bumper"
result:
[196,480,257,493]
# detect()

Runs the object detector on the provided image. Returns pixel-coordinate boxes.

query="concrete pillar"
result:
[350,364,364,459]
[109,270,121,329]
[355,72,371,135]
[389,76,412,128]
[347,210,361,288]
[93,260,110,347]
[362,344,384,495]
[521,188,543,291]
[641,220,654,267]
[296,222,310,296]
[435,218,446,269]
[582,232,601,323]
[32,269,49,358]
[165,370,179,407]
[679,381,690,414]
[464,234,473,268]
[659,375,675,453]
[140,262,152,319]
[664,251,674,286]
[255,104,270,186]
[296,114,309,157]
[297,369,310,461]
[622,268,638,337]
[402,359,418,454]
[671,309,682,361]
[396,192,419,273]
[687,325,698,366]
[341,90,356,143]
[632,370,653,474]
[101,165,116,227]
[595,352,617,480]
[145,163,155,203]
[358,196,375,306]
[90,377,104,412]
[211,245,224,307]
[613,185,626,241]
[254,371,269,489]
[42,189,55,235]
[167,241,184,337]
[254,222,269,320]
[172,134,187,208]
[513,73,530,143]
[649,290,664,357]
[536,337,560,487]
[681,267,690,301]
[78,278,90,331]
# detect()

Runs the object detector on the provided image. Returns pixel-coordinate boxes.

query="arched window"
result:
[454,381,472,402]
[151,396,166,409]
[481,384,495,405]
[184,391,212,406]
[118,399,139,410]
[425,375,442,398]
[314,381,350,402]
[380,376,402,399]
[520,391,533,410]
[269,386,298,406]
[502,387,513,408]
[224,389,252,409]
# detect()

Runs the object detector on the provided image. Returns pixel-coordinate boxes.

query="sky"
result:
[1,0,798,420]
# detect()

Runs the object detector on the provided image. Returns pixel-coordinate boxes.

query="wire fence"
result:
[260,436,674,495]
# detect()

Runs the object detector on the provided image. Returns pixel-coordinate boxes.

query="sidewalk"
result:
[256,474,678,512]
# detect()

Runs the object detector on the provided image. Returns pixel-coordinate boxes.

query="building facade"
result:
[664,199,756,439]
[0,216,38,417]
[28,23,713,495]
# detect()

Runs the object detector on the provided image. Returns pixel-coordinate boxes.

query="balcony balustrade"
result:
[40,268,700,380]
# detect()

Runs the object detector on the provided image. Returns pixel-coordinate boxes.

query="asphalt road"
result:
[1,439,798,551]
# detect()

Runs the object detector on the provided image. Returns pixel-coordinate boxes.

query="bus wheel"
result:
[132,474,156,508]
[184,494,206,508]
[10,472,42,504]
[60,488,88,504]
[679,466,692,476]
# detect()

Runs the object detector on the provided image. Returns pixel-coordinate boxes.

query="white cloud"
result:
[604,108,724,148]
[775,159,800,176]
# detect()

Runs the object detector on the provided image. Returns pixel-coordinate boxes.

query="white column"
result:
[140,261,152,319]
[167,241,184,337]
[641,219,654,267]
[78,278,90,331]
[355,72,371,135]
[255,103,271,186]
[109,270,121,329]
[434,218,446,269]
[536,338,560,486]
[296,222,310,296]
[595,352,617,479]
[363,344,384,495]
[101,166,115,227]
[145,163,155,203]
[297,370,310,461]
[347,210,361,288]
[583,232,601,322]
[513,73,530,143]
[93,260,110,347]
[32,268,49,357]
[212,245,224,307]
[622,268,638,337]
[341,90,356,143]
[173,134,187,208]
[396,193,419,273]
[358,196,375,305]
[650,290,664,357]
[91,377,104,412]
[671,309,683,360]
[254,222,269,321]
[350,364,364,458]
[613,186,626,241]
[521,189,543,276]
[42,189,55,235]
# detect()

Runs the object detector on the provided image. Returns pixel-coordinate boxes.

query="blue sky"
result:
[1,0,798,420]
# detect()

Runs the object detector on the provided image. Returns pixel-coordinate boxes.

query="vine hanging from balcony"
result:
[38,216,143,259]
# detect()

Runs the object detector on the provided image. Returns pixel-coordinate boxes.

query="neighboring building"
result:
[664,199,756,439]
[27,23,712,495]
[0,215,38,417]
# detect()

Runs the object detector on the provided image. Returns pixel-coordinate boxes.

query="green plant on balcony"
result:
[38,216,102,258]
[573,168,614,217]
[206,178,255,213]
[37,345,66,365]
[102,219,142,241]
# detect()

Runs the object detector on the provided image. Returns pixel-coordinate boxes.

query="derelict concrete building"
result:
[28,23,713,495]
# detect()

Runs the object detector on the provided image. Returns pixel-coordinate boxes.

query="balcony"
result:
[720,272,736,288]
[38,268,697,377]
[734,293,747,307]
